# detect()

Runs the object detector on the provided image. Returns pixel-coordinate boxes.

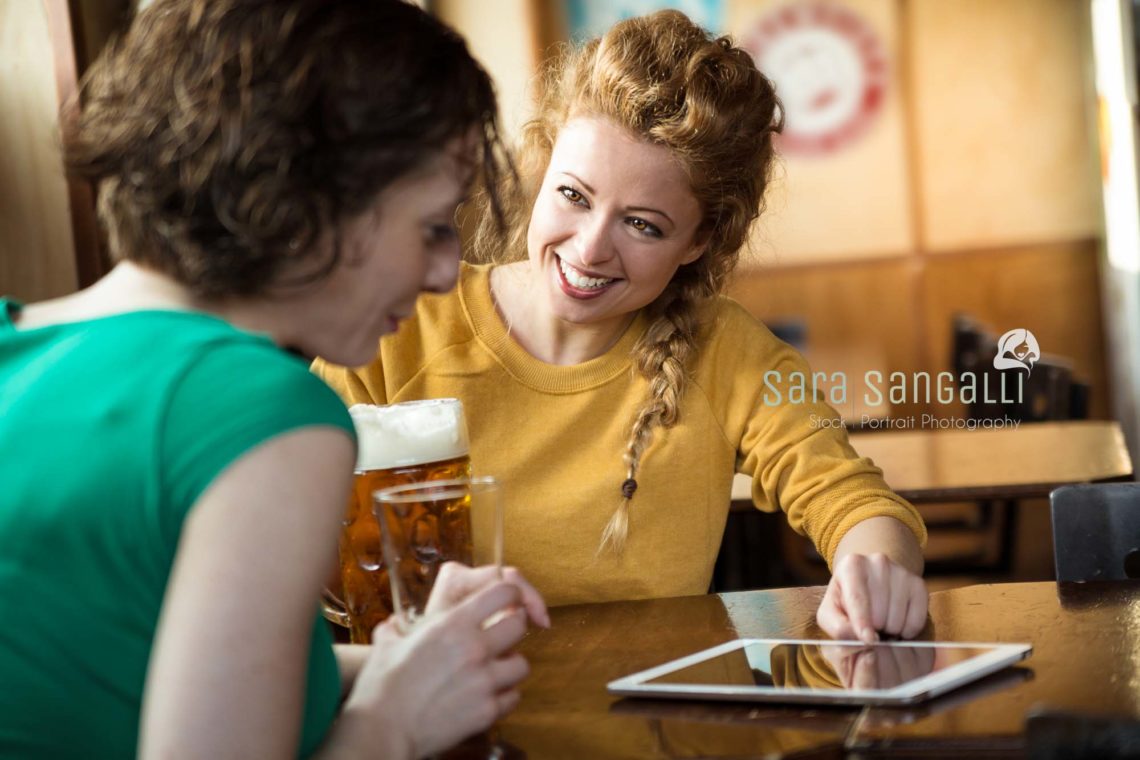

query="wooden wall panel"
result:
[434,0,538,136]
[727,241,1107,423]
[0,0,78,300]
[727,0,914,266]
[909,0,1101,251]
[727,257,928,420]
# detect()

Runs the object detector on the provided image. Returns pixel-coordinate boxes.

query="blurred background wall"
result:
[7,0,1137,582]
[1,0,81,303]
[434,0,1110,430]
[429,0,1131,582]
[2,0,1129,450]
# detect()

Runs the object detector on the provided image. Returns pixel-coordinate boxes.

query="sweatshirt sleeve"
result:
[704,300,927,567]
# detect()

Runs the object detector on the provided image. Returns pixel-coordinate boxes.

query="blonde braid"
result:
[599,276,706,554]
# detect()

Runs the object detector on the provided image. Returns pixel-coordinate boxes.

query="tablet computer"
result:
[607,639,1032,706]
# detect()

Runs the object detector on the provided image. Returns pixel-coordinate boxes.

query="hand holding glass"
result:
[376,476,504,633]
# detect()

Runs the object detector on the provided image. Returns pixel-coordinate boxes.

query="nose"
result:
[422,247,460,294]
[575,216,615,269]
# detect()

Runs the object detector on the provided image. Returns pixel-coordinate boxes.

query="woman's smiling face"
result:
[525,116,705,328]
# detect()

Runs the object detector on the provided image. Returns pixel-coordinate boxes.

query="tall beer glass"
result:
[376,476,503,633]
[322,399,470,643]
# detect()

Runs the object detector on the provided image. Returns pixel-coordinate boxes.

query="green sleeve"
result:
[158,341,356,541]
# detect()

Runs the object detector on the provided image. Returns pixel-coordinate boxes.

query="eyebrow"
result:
[560,171,675,226]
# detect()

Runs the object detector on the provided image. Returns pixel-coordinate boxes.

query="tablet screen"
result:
[645,641,1000,692]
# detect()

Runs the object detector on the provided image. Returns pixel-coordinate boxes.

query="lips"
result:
[554,254,619,300]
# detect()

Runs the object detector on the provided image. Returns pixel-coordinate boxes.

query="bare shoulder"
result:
[11,295,106,330]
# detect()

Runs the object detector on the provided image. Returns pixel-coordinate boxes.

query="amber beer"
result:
[336,400,470,643]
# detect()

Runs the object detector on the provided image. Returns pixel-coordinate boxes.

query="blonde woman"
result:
[314,10,927,642]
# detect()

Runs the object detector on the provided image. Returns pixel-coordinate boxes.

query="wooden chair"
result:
[953,313,1089,424]
[970,354,1079,423]
[765,318,808,351]
[710,510,790,592]
[919,316,1004,570]
[951,313,993,381]
[1049,483,1140,582]
[930,316,1096,576]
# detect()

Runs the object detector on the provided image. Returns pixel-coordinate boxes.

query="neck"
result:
[15,262,194,328]
[490,262,635,365]
[22,262,296,346]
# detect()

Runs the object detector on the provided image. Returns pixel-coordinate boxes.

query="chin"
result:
[549,301,612,326]
[347,342,383,367]
[311,340,372,368]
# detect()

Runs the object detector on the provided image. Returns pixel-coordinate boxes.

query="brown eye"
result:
[626,217,663,239]
[558,186,586,205]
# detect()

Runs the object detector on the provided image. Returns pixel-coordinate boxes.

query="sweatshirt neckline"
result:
[459,263,647,393]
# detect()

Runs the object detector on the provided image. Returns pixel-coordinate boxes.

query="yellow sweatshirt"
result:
[313,263,925,607]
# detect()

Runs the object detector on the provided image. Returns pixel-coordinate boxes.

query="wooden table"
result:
[731,420,1132,505]
[727,420,1132,574]
[846,420,1133,504]
[474,581,1140,759]
[848,581,1140,757]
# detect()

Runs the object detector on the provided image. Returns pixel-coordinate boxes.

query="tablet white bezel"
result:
[606,638,1032,706]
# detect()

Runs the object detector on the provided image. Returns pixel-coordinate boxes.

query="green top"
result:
[0,299,355,758]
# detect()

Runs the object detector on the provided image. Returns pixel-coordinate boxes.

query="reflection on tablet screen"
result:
[645,642,1000,691]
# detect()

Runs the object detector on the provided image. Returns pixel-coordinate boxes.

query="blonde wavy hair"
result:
[471,10,782,553]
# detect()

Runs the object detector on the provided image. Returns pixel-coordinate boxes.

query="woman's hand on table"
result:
[816,552,928,643]
[332,580,536,759]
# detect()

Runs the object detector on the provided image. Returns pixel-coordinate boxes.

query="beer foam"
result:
[349,400,470,472]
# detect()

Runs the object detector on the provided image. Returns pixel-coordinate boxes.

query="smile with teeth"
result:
[559,257,616,290]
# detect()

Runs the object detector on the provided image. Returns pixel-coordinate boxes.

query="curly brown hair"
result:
[66,0,507,299]
[471,10,782,553]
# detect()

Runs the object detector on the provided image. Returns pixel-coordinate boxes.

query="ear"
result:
[680,241,706,266]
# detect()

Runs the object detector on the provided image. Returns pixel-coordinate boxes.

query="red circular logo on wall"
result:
[745,2,888,156]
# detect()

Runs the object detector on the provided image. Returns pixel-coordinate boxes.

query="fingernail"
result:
[862,627,878,643]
